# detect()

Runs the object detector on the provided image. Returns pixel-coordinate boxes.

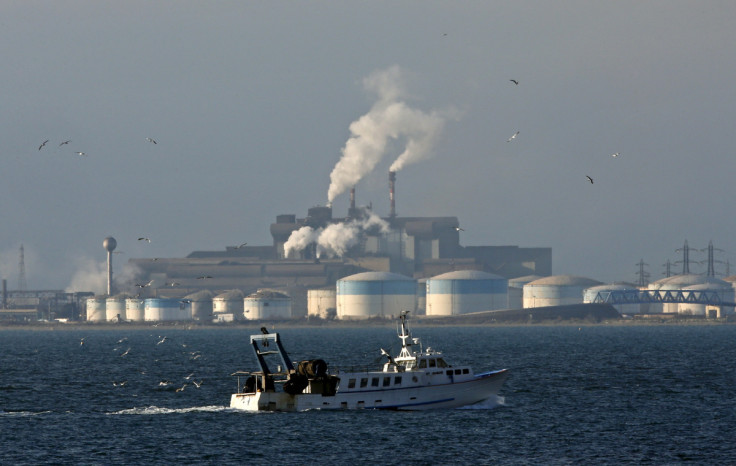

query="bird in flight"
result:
[135,280,154,288]
[59,140,71,146]
[507,131,520,142]
[233,242,247,249]
[611,152,619,157]
[146,137,157,144]
[138,237,151,243]
[75,151,87,156]
[197,275,213,280]
[39,140,49,150]
[510,79,519,85]
[586,175,594,184]
[455,226,464,232]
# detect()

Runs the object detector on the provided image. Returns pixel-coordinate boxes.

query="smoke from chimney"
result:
[326,66,449,206]
[389,171,396,217]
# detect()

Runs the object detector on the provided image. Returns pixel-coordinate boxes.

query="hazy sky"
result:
[3,1,736,290]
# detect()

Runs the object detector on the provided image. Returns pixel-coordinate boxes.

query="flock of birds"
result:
[36,136,158,158]
[504,79,620,185]
[86,334,207,393]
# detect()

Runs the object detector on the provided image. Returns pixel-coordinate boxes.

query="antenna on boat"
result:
[397,311,415,359]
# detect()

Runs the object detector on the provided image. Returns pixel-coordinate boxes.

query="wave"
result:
[457,395,505,410]
[107,405,232,415]
[0,410,53,417]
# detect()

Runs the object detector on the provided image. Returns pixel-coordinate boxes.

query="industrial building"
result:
[122,173,551,319]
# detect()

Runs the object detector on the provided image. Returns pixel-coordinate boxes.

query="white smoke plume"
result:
[327,65,447,204]
[66,258,106,295]
[283,211,391,259]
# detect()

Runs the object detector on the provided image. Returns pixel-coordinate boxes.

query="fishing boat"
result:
[229,311,508,411]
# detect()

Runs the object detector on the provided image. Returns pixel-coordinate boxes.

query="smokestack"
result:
[2,279,6,309]
[389,171,396,217]
[350,187,356,211]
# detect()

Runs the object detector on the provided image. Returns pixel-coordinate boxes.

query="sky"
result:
[2,1,736,291]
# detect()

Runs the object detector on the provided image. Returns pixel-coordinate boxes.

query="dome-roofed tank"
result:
[307,287,336,319]
[125,297,145,322]
[648,274,732,314]
[105,294,128,322]
[523,275,602,308]
[336,271,416,320]
[86,296,106,322]
[244,289,292,320]
[144,298,191,321]
[508,275,543,309]
[426,270,508,316]
[213,290,244,321]
[583,283,643,315]
[186,290,214,321]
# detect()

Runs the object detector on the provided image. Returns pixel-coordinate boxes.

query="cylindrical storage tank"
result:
[105,295,127,322]
[523,275,602,308]
[647,274,731,315]
[426,270,508,316]
[336,271,416,320]
[508,275,542,309]
[186,290,214,321]
[583,283,643,315]
[213,290,244,320]
[416,279,427,315]
[145,298,191,321]
[125,297,145,322]
[307,288,336,319]
[86,296,106,322]
[680,279,734,317]
[244,289,292,320]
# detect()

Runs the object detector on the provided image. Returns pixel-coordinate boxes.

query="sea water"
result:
[1,324,735,464]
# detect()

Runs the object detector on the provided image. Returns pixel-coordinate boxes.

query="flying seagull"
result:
[138,237,151,243]
[146,137,157,144]
[233,242,247,249]
[454,226,464,232]
[135,280,154,288]
[611,152,619,157]
[510,79,519,85]
[507,131,520,142]
[39,140,49,150]
[197,275,212,280]
[75,151,87,156]
[586,175,594,184]
[59,140,71,146]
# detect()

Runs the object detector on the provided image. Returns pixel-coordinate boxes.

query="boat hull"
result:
[230,369,509,412]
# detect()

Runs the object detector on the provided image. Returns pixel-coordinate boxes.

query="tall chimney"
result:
[103,237,117,296]
[350,187,356,211]
[2,279,6,309]
[389,171,396,217]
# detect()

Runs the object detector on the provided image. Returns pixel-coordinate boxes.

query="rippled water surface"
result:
[2,324,735,464]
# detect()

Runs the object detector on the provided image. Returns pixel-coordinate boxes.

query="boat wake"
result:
[0,410,53,417]
[108,405,232,416]
[457,395,505,410]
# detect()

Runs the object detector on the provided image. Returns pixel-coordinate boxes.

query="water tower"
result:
[103,237,117,295]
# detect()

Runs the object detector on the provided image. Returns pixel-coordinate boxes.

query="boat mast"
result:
[397,311,414,359]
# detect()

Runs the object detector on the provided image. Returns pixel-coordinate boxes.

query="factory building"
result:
[336,271,416,320]
[425,270,508,316]
[523,275,602,308]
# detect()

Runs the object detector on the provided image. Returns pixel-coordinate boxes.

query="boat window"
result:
[436,358,448,368]
[394,376,402,385]
[360,378,368,388]
[462,369,469,374]
[446,370,453,376]
[418,359,427,369]
[348,379,356,389]
[455,369,461,375]
[371,378,379,387]
[429,359,436,368]
[383,377,391,387]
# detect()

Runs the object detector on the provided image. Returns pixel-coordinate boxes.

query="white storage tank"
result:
[105,295,127,322]
[336,271,416,320]
[523,275,602,308]
[307,288,336,319]
[508,275,542,309]
[244,289,292,320]
[583,283,643,315]
[144,298,191,321]
[213,290,245,321]
[426,270,508,316]
[186,290,214,321]
[86,296,106,322]
[680,279,734,317]
[125,297,145,322]
[647,274,732,315]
